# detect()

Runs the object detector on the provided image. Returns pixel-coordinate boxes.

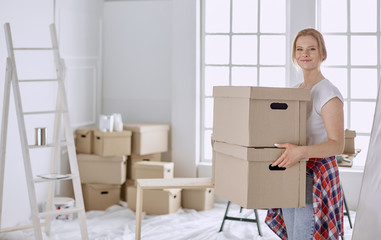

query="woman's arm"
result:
[272,97,344,168]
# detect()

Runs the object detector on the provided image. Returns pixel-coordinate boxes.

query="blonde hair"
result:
[292,28,327,66]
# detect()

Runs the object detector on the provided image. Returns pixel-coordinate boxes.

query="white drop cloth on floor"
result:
[0,202,355,240]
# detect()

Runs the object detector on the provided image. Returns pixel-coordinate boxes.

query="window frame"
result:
[199,0,379,168]
[200,0,290,163]
[316,0,381,168]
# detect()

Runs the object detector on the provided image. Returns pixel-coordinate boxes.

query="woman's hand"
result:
[272,143,305,168]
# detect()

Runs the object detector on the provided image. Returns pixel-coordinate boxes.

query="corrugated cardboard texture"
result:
[127,186,181,215]
[213,86,309,147]
[213,142,306,209]
[77,154,127,184]
[75,128,95,154]
[127,153,161,179]
[123,124,169,155]
[182,188,215,211]
[82,183,121,211]
[133,161,174,180]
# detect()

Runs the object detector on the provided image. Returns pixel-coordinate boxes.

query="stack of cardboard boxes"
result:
[75,128,132,210]
[75,123,215,213]
[212,86,310,209]
[123,123,215,214]
[122,123,178,215]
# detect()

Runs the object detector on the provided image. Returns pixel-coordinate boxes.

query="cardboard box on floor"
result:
[75,128,95,154]
[127,186,181,215]
[120,179,135,201]
[127,153,161,179]
[213,86,310,147]
[132,161,174,180]
[82,183,121,211]
[77,154,127,184]
[213,141,306,209]
[123,123,170,155]
[182,188,215,211]
[93,129,132,157]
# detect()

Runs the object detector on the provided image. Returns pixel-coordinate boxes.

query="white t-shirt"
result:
[305,79,343,146]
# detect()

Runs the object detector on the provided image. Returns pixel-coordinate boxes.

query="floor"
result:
[0,202,355,240]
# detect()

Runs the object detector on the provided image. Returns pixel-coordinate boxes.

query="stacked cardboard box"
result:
[77,154,127,184]
[344,129,356,154]
[76,123,215,213]
[121,124,181,215]
[75,128,95,154]
[75,128,132,211]
[127,187,181,215]
[182,188,215,211]
[212,86,310,209]
[121,123,170,202]
[127,160,175,214]
[123,123,215,212]
[123,123,170,155]
[127,153,161,179]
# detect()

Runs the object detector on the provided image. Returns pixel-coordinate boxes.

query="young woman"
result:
[265,28,345,240]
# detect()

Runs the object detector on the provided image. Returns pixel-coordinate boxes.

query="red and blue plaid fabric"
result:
[265,156,344,240]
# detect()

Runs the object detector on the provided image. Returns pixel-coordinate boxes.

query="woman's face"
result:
[295,35,322,71]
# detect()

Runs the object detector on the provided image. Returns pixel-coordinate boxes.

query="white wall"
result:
[0,0,55,228]
[54,0,104,197]
[0,0,103,227]
[171,0,200,177]
[103,0,172,161]
[103,1,172,124]
[103,0,200,175]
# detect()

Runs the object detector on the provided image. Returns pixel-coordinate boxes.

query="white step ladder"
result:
[0,23,88,239]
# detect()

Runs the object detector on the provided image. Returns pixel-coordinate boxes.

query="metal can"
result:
[35,127,47,146]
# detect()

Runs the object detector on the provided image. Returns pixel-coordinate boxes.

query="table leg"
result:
[135,185,143,240]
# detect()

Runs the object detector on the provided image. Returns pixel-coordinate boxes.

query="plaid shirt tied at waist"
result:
[265,156,344,240]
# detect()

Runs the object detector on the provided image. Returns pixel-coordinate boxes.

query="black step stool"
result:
[219,201,262,236]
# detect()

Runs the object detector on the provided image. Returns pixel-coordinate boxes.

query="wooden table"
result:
[135,178,214,240]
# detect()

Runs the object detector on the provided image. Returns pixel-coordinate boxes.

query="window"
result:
[201,0,287,162]
[200,0,379,168]
[318,0,380,167]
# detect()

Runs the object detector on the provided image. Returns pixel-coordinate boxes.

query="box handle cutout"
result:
[81,135,86,138]
[270,102,288,110]
[96,136,101,140]
[142,159,150,161]
[101,191,109,195]
[268,164,286,171]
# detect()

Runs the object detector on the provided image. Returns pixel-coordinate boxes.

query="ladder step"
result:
[1,22,89,238]
[0,220,46,233]
[28,141,72,149]
[34,174,78,183]
[39,207,84,218]
[19,79,59,83]
[13,47,54,51]
[23,110,67,115]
